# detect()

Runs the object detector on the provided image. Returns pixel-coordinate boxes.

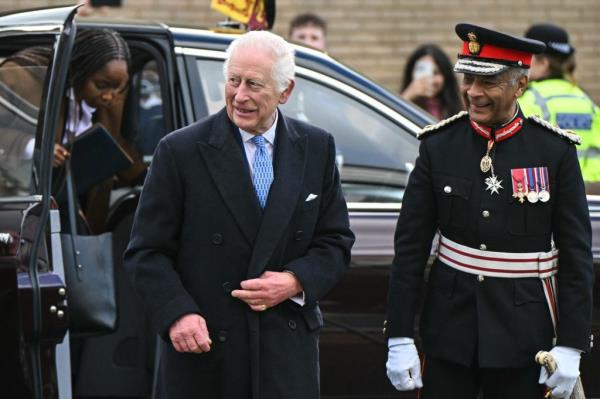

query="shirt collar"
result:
[80,99,96,121]
[239,110,278,146]
[66,88,96,135]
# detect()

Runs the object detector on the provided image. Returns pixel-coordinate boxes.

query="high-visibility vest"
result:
[519,78,600,182]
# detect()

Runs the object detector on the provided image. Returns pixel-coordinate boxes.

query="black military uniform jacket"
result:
[387,110,594,368]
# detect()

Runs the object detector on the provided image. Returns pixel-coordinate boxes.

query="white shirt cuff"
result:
[290,291,305,306]
[388,337,414,348]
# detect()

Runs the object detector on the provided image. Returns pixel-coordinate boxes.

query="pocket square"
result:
[305,193,318,202]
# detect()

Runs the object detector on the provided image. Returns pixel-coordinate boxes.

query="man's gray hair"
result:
[504,67,528,86]
[223,30,295,92]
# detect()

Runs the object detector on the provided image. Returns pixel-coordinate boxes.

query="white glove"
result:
[538,346,581,398]
[386,337,423,391]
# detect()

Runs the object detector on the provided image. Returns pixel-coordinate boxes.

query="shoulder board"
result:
[417,111,469,140]
[528,115,581,145]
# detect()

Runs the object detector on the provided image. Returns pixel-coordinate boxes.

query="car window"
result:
[0,60,47,196]
[133,60,167,161]
[195,58,418,203]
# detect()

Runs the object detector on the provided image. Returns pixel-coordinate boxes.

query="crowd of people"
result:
[3,5,599,399]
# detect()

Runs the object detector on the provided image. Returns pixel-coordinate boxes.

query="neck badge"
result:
[471,116,524,197]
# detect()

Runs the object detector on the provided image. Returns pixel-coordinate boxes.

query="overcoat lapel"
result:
[247,112,306,278]
[196,109,262,245]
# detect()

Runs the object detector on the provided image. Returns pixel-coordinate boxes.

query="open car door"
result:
[0,5,80,399]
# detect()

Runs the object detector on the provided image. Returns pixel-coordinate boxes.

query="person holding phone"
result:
[400,44,463,120]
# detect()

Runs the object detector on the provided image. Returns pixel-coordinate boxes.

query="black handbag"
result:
[61,158,118,337]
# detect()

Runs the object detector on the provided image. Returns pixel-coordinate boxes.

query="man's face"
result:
[290,25,326,51]
[225,46,294,135]
[460,71,527,126]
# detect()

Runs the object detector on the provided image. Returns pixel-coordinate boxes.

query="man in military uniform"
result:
[385,23,593,399]
[519,23,600,191]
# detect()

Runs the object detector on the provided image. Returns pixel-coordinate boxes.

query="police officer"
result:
[519,23,600,189]
[385,23,593,399]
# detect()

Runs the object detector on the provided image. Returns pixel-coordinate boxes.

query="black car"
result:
[1,5,599,399]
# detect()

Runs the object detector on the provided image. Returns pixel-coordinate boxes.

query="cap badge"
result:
[467,32,481,55]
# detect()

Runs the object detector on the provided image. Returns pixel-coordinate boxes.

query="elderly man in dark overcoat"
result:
[124,30,354,399]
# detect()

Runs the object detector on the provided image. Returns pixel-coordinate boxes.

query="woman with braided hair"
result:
[52,28,146,232]
[1,29,145,231]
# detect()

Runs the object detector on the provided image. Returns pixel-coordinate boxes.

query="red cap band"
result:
[461,42,533,67]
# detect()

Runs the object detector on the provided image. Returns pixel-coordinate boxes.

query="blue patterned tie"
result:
[251,135,273,210]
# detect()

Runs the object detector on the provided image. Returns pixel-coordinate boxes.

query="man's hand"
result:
[53,144,70,167]
[168,313,212,354]
[539,346,581,398]
[386,337,423,391]
[231,270,303,312]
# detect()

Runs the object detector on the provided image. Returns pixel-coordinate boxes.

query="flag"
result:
[211,0,269,30]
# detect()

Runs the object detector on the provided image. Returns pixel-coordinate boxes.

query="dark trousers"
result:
[420,356,546,399]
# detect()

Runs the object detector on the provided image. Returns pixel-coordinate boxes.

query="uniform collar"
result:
[470,106,524,142]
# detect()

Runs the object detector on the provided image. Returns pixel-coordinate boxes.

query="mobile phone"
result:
[413,59,434,80]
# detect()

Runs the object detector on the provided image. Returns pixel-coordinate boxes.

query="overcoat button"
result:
[444,186,452,194]
[477,275,485,282]
[294,230,303,241]
[212,233,223,245]
[479,244,487,251]
[218,330,227,343]
[222,282,232,294]
[482,210,490,218]
[288,320,297,330]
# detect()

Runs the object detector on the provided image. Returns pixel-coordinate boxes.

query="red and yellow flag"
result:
[211,0,268,30]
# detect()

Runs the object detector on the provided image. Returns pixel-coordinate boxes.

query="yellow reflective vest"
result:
[519,78,600,182]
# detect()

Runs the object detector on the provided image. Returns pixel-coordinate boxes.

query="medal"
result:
[517,183,526,203]
[485,175,503,195]
[511,169,527,204]
[480,155,492,173]
[526,168,539,203]
[527,191,539,203]
[538,167,550,202]
[480,140,494,173]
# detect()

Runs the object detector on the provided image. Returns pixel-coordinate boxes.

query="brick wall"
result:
[4,0,600,103]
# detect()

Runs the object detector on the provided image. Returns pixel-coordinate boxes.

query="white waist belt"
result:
[437,234,559,335]
[438,235,559,279]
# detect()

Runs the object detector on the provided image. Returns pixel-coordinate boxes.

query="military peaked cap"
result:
[454,23,546,76]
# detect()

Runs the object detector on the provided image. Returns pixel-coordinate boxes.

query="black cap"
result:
[454,23,546,75]
[525,23,574,58]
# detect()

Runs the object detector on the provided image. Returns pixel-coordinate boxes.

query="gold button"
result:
[477,275,485,282]
[444,186,452,194]
[479,244,487,250]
